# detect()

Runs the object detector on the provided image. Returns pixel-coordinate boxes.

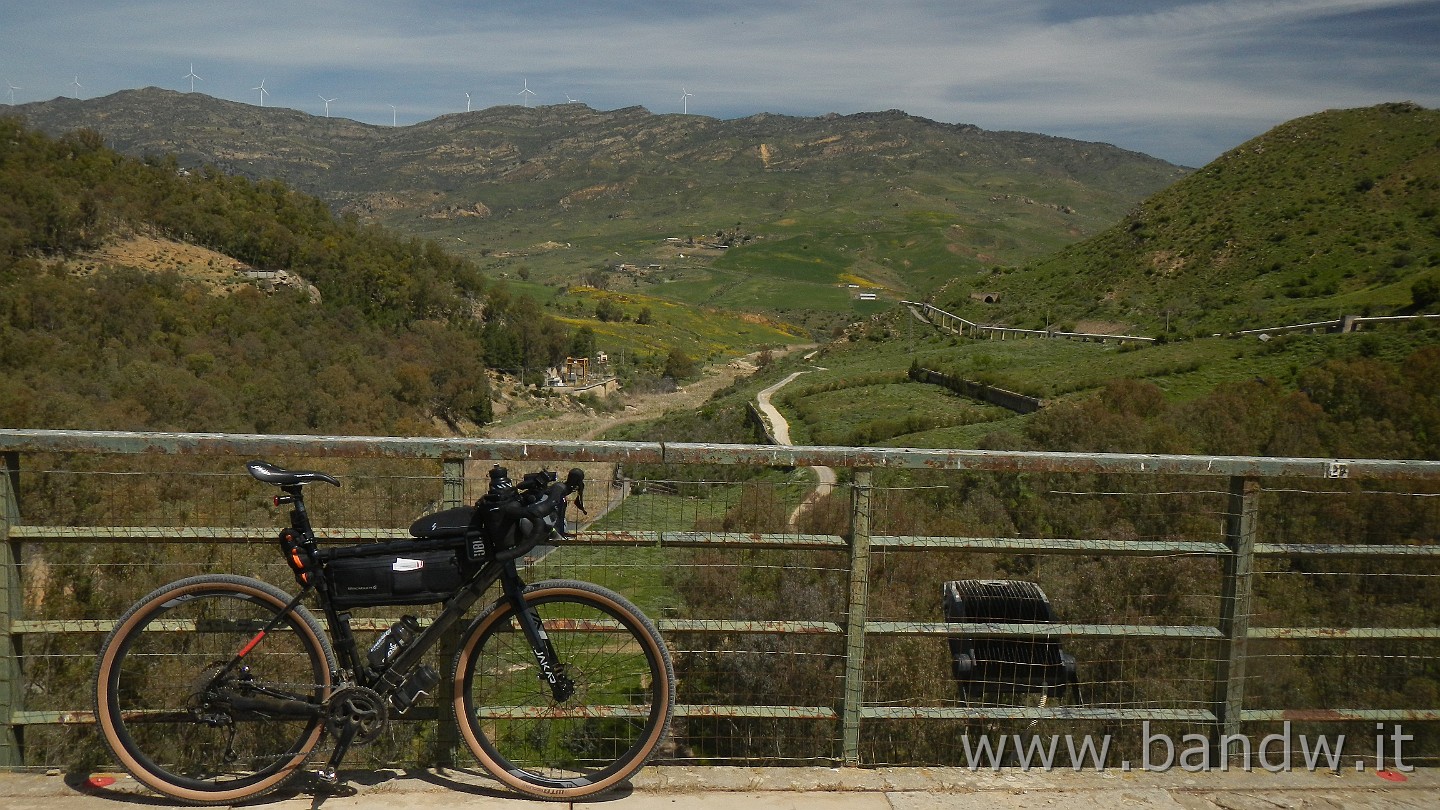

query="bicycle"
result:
[93,460,675,804]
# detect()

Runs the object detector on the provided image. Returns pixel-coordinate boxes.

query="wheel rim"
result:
[100,585,329,797]
[460,588,669,792]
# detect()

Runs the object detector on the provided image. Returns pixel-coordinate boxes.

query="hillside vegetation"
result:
[934,103,1440,337]
[0,119,575,432]
[6,97,1439,771]
[16,88,1186,333]
[605,105,1440,462]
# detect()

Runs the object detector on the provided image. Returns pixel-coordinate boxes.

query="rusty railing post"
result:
[442,457,465,510]
[432,457,466,767]
[1,451,23,766]
[841,468,873,765]
[1212,475,1259,765]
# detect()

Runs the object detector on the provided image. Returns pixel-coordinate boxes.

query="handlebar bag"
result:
[471,494,528,562]
[410,481,567,566]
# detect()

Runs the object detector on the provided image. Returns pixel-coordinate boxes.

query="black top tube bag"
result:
[409,482,565,562]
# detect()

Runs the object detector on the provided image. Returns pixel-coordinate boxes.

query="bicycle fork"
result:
[501,565,575,702]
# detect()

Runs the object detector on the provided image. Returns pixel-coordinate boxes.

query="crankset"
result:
[324,685,389,747]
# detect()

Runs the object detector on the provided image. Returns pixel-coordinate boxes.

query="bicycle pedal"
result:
[308,771,356,798]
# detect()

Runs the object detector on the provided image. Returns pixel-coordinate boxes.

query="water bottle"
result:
[367,615,420,670]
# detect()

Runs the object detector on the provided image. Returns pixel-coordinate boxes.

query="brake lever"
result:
[565,468,587,515]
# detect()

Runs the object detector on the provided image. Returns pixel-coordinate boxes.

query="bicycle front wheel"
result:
[94,574,335,805]
[453,580,675,798]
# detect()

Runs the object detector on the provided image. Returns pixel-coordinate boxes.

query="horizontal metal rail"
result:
[3,428,1439,771]
[12,704,846,726]
[4,428,1440,480]
[868,622,1224,639]
[1246,627,1440,640]
[1240,709,1440,722]
[17,527,1440,559]
[864,707,1217,722]
[19,618,1431,641]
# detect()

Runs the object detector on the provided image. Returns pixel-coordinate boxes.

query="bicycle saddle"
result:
[246,460,342,488]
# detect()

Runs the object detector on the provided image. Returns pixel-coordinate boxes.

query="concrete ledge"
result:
[0,766,1433,808]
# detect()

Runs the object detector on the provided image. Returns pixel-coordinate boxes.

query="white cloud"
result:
[3,0,1436,164]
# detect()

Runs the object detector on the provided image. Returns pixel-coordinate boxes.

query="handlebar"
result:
[486,466,586,555]
[251,460,588,558]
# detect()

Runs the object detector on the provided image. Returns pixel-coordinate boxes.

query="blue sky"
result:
[3,0,1437,166]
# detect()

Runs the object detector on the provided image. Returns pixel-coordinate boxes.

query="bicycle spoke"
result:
[96,576,333,803]
[456,581,674,797]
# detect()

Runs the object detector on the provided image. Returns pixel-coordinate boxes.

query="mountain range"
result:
[12,88,1187,326]
[13,90,1433,341]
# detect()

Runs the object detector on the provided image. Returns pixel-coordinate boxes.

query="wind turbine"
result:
[465,91,471,112]
[517,78,535,107]
[389,104,397,127]
[184,63,202,93]
[318,95,336,117]
[565,93,580,104]
[5,80,19,106]
[252,79,268,106]
[70,76,83,99]
[680,86,693,114]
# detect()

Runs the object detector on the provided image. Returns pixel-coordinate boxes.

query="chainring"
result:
[325,685,389,747]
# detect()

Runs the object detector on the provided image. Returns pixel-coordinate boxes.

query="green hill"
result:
[0,120,566,433]
[608,104,1440,459]
[15,88,1187,331]
[932,102,1440,337]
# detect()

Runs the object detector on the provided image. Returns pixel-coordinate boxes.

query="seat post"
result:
[279,485,317,539]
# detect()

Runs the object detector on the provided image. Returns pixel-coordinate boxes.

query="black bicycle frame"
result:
[259,482,572,776]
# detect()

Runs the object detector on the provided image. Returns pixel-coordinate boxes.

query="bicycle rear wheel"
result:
[94,574,335,805]
[453,580,674,798]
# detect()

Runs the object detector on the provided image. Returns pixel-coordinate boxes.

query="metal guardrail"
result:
[2,428,1439,769]
[902,301,1158,345]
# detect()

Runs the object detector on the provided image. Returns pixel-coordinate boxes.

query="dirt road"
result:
[754,369,837,528]
[480,349,809,531]
[489,353,773,443]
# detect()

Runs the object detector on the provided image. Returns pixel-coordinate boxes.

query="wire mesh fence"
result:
[2,431,1438,774]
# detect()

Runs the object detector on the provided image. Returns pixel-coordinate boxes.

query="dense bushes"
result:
[1024,347,1440,460]
[0,118,580,432]
[0,267,491,433]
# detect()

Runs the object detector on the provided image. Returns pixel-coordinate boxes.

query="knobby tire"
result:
[93,574,336,805]
[452,580,675,799]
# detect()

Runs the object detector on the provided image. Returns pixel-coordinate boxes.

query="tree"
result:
[594,298,623,322]
[662,347,696,380]
[1413,275,1440,310]
[569,326,597,359]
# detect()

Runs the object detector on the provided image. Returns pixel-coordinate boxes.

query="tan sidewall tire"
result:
[94,575,332,805]
[452,581,673,799]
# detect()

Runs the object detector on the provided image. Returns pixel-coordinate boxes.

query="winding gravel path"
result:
[755,371,837,529]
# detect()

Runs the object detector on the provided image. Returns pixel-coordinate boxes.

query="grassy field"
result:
[933,104,1440,338]
[673,304,1440,453]
[413,156,1174,337]
[535,474,815,616]
[553,287,807,362]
